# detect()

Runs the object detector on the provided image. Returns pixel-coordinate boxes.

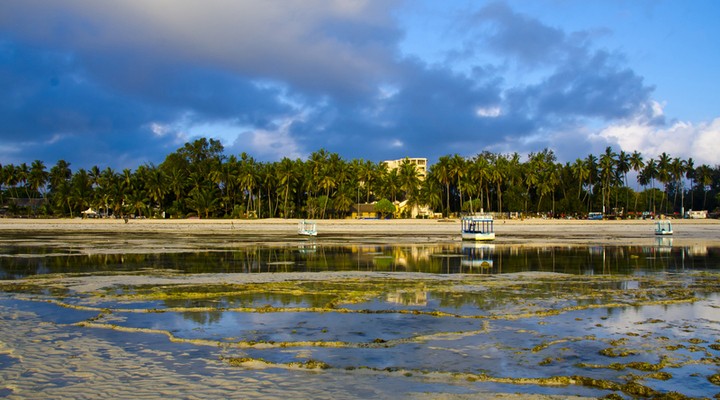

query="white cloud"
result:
[475,106,501,117]
[232,118,304,161]
[597,102,720,165]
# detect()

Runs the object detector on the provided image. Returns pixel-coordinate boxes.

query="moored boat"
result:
[461,215,495,241]
[654,220,673,236]
[298,220,317,236]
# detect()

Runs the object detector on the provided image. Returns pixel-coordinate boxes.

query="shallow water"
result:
[1,236,720,399]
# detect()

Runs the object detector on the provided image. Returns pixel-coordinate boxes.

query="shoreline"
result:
[1,217,719,247]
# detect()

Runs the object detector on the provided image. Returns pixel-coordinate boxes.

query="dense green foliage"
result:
[1,138,718,219]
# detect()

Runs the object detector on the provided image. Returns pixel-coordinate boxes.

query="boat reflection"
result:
[460,243,495,269]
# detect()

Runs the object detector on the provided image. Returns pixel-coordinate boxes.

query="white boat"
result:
[654,220,673,236]
[298,220,317,236]
[461,215,495,241]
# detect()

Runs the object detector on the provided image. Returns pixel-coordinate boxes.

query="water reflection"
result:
[1,242,718,279]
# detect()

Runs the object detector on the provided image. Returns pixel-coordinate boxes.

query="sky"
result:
[1,0,719,171]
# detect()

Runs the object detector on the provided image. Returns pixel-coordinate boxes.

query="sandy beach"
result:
[1,217,718,247]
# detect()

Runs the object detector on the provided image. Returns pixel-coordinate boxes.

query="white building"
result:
[382,157,427,180]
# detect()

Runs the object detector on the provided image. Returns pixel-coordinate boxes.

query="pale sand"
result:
[1,217,718,246]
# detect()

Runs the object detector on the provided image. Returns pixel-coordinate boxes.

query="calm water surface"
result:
[1,238,717,278]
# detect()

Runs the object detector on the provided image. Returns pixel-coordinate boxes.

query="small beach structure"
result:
[298,220,317,236]
[654,220,673,236]
[461,215,495,241]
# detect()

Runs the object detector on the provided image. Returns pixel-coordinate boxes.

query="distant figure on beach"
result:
[124,216,129,224]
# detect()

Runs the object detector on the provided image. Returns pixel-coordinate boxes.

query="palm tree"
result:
[642,158,658,214]
[584,154,598,212]
[460,161,480,214]
[616,150,630,212]
[598,147,617,214]
[69,168,93,217]
[419,174,443,215]
[276,157,297,218]
[470,155,490,212]
[49,160,72,216]
[571,158,589,202]
[398,158,421,207]
[697,164,713,210]
[656,152,672,213]
[144,164,167,217]
[448,155,466,212]
[433,155,452,217]
[187,187,217,218]
[685,157,695,210]
[489,155,507,214]
[238,153,258,217]
[629,151,644,213]
[29,160,49,197]
[670,157,686,215]
[15,163,31,200]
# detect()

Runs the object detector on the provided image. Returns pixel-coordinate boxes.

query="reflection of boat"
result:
[298,244,317,254]
[655,237,673,249]
[461,243,495,268]
[461,215,495,241]
[298,220,317,236]
[387,290,427,306]
[654,221,673,236]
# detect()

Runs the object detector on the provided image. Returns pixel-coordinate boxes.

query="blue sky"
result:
[1,0,719,171]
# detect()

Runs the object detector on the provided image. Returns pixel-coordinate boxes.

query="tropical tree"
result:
[187,187,218,218]
[598,147,617,214]
[432,155,452,217]
[696,164,713,210]
[144,164,167,217]
[629,151,644,212]
[656,152,672,213]
[489,154,507,214]
[276,157,297,218]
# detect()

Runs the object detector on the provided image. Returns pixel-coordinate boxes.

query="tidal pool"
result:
[1,236,719,399]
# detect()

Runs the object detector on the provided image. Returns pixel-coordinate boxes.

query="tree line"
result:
[1,138,719,219]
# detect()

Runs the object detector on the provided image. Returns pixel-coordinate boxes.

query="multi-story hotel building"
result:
[382,157,428,180]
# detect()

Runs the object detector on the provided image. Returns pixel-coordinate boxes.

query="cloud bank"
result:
[0,0,717,170]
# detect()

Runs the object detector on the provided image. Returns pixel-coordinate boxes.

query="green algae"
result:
[709,373,720,386]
